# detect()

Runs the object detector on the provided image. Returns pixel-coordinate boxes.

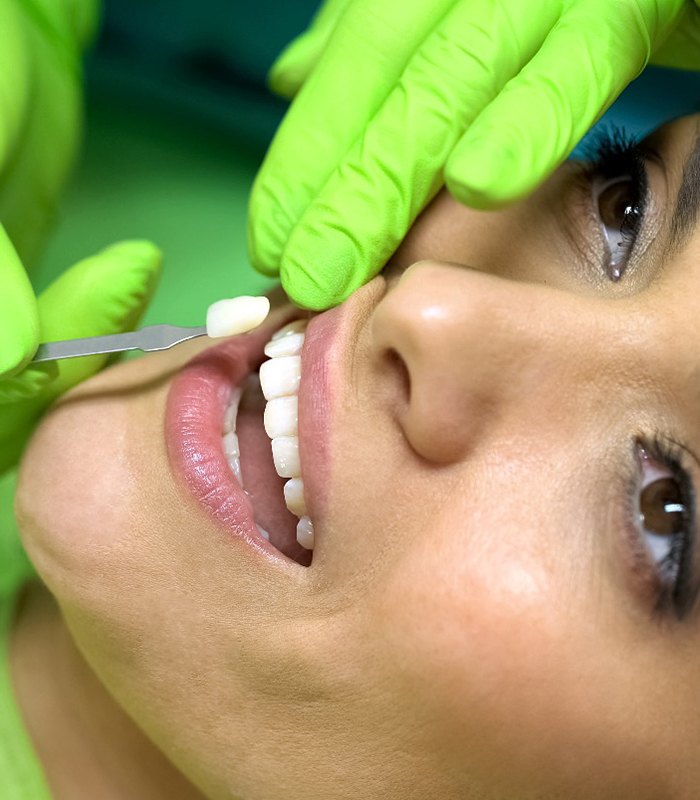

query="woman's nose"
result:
[371,261,603,463]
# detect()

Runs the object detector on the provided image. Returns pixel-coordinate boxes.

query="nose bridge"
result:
[372,262,610,463]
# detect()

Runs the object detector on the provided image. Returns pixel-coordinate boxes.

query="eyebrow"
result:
[669,128,700,255]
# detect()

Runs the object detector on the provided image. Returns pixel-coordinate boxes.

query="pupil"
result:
[640,477,685,536]
[599,179,636,229]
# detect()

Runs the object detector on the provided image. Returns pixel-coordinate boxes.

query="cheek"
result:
[14,355,177,617]
[17,392,137,592]
[365,510,669,800]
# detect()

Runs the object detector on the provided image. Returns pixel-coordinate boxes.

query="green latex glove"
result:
[249,0,700,310]
[0,0,100,381]
[0,237,162,474]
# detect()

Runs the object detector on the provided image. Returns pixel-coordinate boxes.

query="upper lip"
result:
[297,308,338,530]
[298,276,390,536]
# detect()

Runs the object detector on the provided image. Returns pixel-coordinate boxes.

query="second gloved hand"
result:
[0,238,162,474]
[249,0,700,310]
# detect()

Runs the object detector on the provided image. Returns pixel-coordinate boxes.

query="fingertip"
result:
[446,133,541,210]
[0,333,36,380]
[268,24,330,99]
[268,36,311,99]
[279,249,366,311]
[280,262,341,311]
[0,227,39,377]
[102,239,162,263]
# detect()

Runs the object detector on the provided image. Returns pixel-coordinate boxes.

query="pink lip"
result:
[165,301,344,566]
[165,310,298,563]
[298,277,391,542]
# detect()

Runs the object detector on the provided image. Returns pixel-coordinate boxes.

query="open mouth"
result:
[224,319,313,567]
[166,310,318,569]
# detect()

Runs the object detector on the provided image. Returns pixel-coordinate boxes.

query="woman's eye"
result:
[592,174,643,282]
[634,444,694,617]
[581,127,650,283]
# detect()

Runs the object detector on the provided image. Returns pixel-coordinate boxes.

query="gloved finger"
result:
[269,0,353,99]
[278,0,560,309]
[0,0,31,169]
[0,225,39,378]
[0,240,162,404]
[446,0,686,209]
[0,240,162,473]
[248,0,459,278]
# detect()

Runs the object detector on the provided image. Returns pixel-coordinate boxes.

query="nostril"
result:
[384,347,411,411]
[369,338,413,438]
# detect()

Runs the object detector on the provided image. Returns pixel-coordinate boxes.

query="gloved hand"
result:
[0,0,100,372]
[0,0,163,475]
[249,0,700,310]
[0,235,162,474]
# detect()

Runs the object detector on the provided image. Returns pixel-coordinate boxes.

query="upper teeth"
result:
[221,319,314,553]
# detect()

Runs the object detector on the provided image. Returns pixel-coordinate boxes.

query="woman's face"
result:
[16,114,700,800]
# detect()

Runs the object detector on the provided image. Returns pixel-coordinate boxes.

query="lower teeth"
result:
[296,516,314,550]
[257,524,270,541]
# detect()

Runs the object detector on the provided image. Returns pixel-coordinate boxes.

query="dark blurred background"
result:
[90,0,320,146]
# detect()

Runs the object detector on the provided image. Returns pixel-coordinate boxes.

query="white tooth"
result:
[271,319,308,340]
[271,436,300,478]
[227,456,242,484]
[206,296,270,338]
[223,389,241,433]
[296,516,314,550]
[264,396,298,439]
[264,331,305,359]
[259,356,301,400]
[222,431,240,459]
[257,524,270,541]
[283,477,306,517]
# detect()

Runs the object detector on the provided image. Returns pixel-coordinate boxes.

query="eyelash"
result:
[577,126,650,277]
[624,435,698,622]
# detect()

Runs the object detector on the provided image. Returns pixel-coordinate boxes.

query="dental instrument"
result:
[30,296,271,363]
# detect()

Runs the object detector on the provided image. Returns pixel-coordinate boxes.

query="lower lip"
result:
[165,313,298,564]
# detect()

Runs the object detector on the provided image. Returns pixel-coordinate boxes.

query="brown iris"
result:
[640,478,685,537]
[597,178,637,231]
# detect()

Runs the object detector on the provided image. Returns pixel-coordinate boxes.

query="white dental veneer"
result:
[206,296,270,338]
